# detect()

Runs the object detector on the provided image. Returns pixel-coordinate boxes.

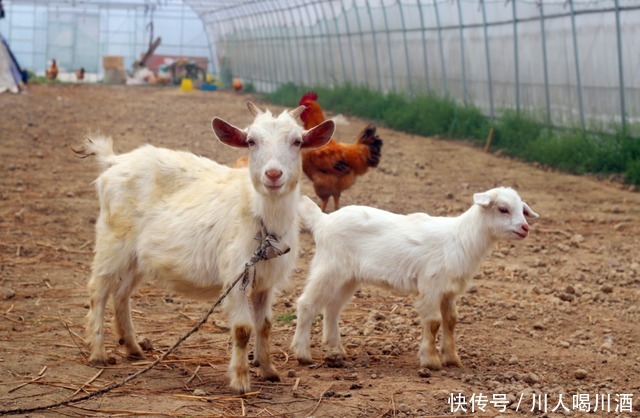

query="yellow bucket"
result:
[180,78,193,92]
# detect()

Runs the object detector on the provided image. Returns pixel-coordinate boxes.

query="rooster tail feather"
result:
[298,195,325,235]
[71,134,117,171]
[357,124,383,168]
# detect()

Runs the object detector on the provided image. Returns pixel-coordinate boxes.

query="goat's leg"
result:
[440,293,462,367]
[321,279,357,364]
[250,290,280,382]
[112,263,144,360]
[291,271,334,364]
[85,273,112,365]
[225,288,253,394]
[415,294,442,370]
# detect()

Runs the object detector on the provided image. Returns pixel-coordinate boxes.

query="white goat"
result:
[74,102,335,393]
[292,187,538,370]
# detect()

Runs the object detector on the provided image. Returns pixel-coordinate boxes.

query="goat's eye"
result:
[293,139,302,147]
[247,138,256,147]
[498,207,510,214]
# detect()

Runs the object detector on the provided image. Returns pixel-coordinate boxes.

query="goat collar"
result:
[240,220,291,291]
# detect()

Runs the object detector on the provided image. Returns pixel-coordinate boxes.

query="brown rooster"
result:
[45,59,58,80]
[299,92,382,212]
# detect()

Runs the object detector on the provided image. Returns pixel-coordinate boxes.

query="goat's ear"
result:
[247,101,263,116]
[523,202,539,219]
[289,105,306,119]
[212,118,248,148]
[473,192,493,207]
[302,120,334,149]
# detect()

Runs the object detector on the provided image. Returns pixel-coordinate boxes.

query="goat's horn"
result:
[289,105,306,119]
[247,101,263,116]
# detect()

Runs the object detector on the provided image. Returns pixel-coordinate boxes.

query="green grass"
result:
[274,312,296,323]
[265,84,640,186]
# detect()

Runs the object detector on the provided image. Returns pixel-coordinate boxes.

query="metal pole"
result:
[614,0,627,131]
[311,1,330,86]
[456,0,468,103]
[288,3,305,85]
[481,0,495,119]
[277,8,294,86]
[539,1,551,125]
[417,0,430,92]
[512,0,520,113]
[365,0,383,92]
[433,0,448,95]
[297,1,314,86]
[569,0,585,130]
[330,2,348,85]
[398,0,413,93]
[354,2,369,87]
[381,0,396,92]
[342,2,358,84]
[302,2,320,85]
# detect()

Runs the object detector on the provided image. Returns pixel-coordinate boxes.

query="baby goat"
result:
[292,187,538,370]
[74,102,334,393]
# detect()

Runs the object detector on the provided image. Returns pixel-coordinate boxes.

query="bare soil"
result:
[1,84,639,417]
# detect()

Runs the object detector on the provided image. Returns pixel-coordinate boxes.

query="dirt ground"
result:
[1,84,639,417]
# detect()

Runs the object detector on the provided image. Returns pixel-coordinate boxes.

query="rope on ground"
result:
[0,226,290,416]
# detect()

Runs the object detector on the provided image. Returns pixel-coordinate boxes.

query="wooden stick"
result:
[292,377,300,392]
[484,127,494,152]
[8,374,46,393]
[305,383,333,417]
[69,369,104,398]
[184,365,201,386]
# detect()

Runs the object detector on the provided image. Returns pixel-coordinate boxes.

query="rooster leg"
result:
[333,195,340,212]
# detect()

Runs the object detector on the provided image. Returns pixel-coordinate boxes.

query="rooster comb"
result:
[299,92,318,105]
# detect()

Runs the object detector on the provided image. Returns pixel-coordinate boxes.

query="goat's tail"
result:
[298,195,325,234]
[71,134,117,171]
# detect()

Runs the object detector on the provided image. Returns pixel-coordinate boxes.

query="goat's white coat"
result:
[80,103,334,393]
[292,187,538,369]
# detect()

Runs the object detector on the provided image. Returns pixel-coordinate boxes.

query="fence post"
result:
[354,2,370,87]
[511,0,520,113]
[288,4,304,85]
[539,1,552,126]
[302,3,321,86]
[481,0,495,119]
[456,0,468,103]
[341,2,358,85]
[330,2,348,85]
[310,1,330,86]
[365,0,384,92]
[417,0,430,92]
[614,0,627,132]
[569,0,585,130]
[398,0,413,94]
[382,0,396,92]
[433,0,448,96]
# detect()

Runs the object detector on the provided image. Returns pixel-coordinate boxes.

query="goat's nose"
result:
[521,224,529,233]
[265,169,283,181]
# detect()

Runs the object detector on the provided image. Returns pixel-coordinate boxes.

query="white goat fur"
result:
[77,102,334,393]
[292,187,538,370]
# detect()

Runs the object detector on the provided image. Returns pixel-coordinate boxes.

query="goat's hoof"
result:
[89,355,116,367]
[126,351,145,361]
[443,355,462,368]
[297,357,313,365]
[230,381,252,395]
[422,359,442,371]
[323,353,346,368]
[262,370,281,382]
